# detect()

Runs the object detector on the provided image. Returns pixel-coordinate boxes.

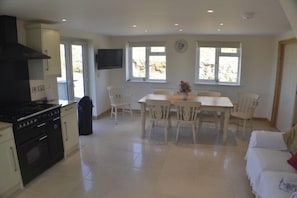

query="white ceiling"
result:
[0,0,292,36]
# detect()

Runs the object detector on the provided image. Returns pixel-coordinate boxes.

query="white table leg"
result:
[140,103,146,138]
[222,109,230,143]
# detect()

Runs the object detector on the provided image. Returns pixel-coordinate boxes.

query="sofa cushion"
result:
[283,124,297,154]
[288,153,297,170]
[249,130,287,150]
[245,148,296,194]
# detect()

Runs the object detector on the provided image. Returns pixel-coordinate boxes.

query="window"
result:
[195,41,242,85]
[127,42,167,82]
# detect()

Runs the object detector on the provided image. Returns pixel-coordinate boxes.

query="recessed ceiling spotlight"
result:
[219,23,224,26]
[242,12,255,20]
[61,19,67,22]
[174,23,179,26]
[207,10,214,13]
[179,29,183,32]
[217,29,221,32]
[132,25,137,28]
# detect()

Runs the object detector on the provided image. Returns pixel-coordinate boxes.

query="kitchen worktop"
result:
[38,100,77,107]
[0,122,12,130]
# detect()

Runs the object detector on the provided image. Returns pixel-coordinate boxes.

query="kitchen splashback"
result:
[0,60,31,105]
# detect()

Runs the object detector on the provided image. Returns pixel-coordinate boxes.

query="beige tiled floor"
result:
[12,113,276,198]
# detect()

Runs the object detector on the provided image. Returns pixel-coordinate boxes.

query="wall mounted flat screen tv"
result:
[96,49,123,70]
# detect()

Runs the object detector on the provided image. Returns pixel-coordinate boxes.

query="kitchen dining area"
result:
[0,14,289,198]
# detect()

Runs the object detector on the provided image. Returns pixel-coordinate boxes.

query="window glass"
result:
[196,41,241,85]
[199,47,215,80]
[127,42,166,82]
[132,47,146,78]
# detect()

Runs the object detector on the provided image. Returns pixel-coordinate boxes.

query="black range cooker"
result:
[0,102,64,185]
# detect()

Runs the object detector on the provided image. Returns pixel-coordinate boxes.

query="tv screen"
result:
[96,49,123,70]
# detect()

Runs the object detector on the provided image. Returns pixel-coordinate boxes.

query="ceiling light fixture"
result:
[207,10,214,13]
[174,23,179,26]
[132,25,137,28]
[217,29,221,32]
[179,29,183,32]
[219,23,224,26]
[242,12,255,20]
[61,19,67,22]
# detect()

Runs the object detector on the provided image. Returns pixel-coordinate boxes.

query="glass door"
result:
[58,39,87,101]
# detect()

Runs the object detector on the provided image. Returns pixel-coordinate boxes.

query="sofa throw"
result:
[283,124,297,155]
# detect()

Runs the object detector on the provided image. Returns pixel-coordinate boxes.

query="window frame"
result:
[195,41,242,86]
[126,41,167,83]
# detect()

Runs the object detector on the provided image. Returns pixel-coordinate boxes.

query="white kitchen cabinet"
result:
[26,24,61,76]
[61,103,79,157]
[0,125,23,197]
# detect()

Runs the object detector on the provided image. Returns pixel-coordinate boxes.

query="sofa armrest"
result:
[248,130,288,151]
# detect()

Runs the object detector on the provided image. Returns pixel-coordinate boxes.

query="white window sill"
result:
[194,81,240,86]
[126,79,167,84]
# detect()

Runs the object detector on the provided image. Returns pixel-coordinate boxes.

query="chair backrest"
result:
[153,89,174,95]
[235,92,260,117]
[197,91,221,97]
[146,99,171,121]
[107,86,128,105]
[175,101,201,122]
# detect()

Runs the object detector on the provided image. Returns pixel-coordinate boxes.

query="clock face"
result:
[175,39,188,53]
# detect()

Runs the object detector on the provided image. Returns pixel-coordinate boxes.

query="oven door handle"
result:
[37,123,46,128]
[53,117,60,121]
[39,135,48,141]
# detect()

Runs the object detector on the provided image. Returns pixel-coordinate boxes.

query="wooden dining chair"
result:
[106,86,133,123]
[175,101,201,144]
[231,92,260,137]
[146,99,171,143]
[197,91,221,129]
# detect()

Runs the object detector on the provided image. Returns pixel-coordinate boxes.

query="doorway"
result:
[58,39,88,101]
[271,38,297,130]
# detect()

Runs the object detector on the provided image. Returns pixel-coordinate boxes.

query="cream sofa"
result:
[245,130,297,198]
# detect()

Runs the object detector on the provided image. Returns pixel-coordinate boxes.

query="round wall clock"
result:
[174,39,188,53]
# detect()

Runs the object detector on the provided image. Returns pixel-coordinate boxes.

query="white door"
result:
[58,39,88,101]
[277,43,297,131]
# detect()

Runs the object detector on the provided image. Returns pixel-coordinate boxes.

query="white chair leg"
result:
[164,123,168,143]
[243,119,247,137]
[148,120,153,142]
[176,122,180,144]
[192,124,196,144]
[115,107,118,123]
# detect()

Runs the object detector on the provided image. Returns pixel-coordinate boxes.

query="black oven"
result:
[0,103,64,186]
[16,122,51,185]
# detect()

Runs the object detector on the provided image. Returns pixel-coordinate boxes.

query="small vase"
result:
[181,92,188,100]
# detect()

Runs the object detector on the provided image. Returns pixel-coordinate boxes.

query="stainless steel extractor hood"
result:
[0,15,50,60]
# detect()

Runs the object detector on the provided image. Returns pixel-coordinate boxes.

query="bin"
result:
[78,96,93,135]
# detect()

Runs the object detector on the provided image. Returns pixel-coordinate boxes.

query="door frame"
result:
[271,38,297,126]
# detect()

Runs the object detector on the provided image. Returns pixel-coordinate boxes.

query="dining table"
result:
[138,93,234,143]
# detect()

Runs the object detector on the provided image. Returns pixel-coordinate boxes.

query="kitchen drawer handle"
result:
[45,50,49,71]
[10,147,17,172]
[64,122,68,141]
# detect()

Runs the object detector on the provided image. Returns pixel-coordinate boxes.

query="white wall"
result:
[109,35,276,119]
